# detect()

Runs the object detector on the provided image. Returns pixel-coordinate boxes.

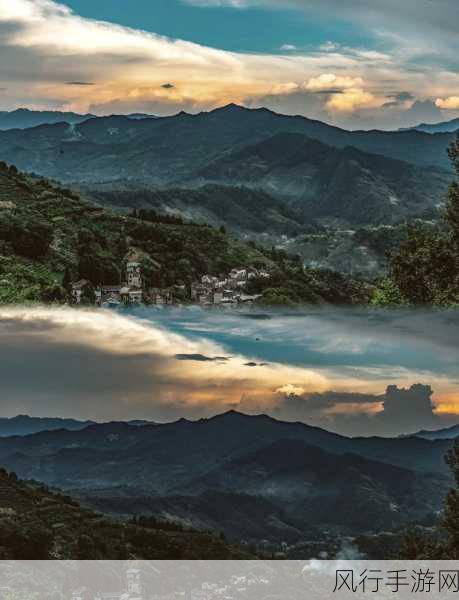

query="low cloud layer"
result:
[0,306,457,437]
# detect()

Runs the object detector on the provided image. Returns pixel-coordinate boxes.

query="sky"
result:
[0,0,458,129]
[1,305,458,437]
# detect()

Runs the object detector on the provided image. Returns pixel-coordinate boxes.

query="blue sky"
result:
[0,0,458,129]
[61,0,372,54]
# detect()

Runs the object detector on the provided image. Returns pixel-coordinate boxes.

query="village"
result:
[71,251,271,308]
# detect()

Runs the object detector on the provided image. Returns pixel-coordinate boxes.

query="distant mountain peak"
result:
[208,410,279,425]
[211,103,248,114]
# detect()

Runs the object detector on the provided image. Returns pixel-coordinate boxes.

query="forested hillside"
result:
[0,162,372,305]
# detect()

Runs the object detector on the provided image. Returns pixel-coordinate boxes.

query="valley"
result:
[0,411,452,558]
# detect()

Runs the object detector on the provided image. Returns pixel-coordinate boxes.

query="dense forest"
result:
[376,137,459,306]
[0,467,250,559]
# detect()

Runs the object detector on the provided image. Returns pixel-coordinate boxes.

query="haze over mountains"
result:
[0,108,95,131]
[0,105,454,179]
[401,117,459,134]
[0,410,454,549]
[0,415,94,437]
[0,105,454,239]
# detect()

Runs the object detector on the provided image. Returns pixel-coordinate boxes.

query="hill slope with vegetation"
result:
[377,136,459,306]
[196,132,450,226]
[0,162,372,305]
[0,467,249,559]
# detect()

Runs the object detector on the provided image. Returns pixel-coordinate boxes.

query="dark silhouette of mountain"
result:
[0,415,154,437]
[76,434,449,542]
[0,410,451,489]
[182,438,447,532]
[0,412,452,545]
[196,132,450,225]
[401,118,459,134]
[402,424,459,440]
[0,415,95,437]
[0,108,95,130]
[0,105,454,189]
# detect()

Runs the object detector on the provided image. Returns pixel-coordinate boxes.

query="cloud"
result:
[319,41,340,53]
[436,96,459,110]
[0,306,329,422]
[403,99,444,125]
[301,73,380,113]
[183,0,459,41]
[0,0,456,128]
[66,81,94,86]
[175,353,230,362]
[382,91,415,107]
[268,384,442,437]
[326,87,379,113]
[0,306,458,437]
[244,362,268,367]
[304,74,363,91]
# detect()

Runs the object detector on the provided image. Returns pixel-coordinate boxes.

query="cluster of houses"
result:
[71,251,271,308]
[191,267,270,306]
[71,251,152,308]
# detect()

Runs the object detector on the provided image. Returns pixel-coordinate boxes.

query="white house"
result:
[125,252,142,289]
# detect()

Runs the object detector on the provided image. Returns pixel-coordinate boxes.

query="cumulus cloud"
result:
[304,74,363,92]
[436,96,459,110]
[266,383,445,437]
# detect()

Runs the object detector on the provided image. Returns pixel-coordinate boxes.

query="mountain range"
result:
[0,108,95,130]
[194,132,449,225]
[401,117,459,134]
[0,410,453,547]
[0,104,452,233]
[405,424,459,441]
[0,415,154,437]
[0,415,94,437]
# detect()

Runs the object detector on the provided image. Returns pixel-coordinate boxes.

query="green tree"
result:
[386,136,459,306]
[389,224,457,305]
[443,440,459,558]
[446,135,459,244]
[400,439,459,559]
[11,217,53,258]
